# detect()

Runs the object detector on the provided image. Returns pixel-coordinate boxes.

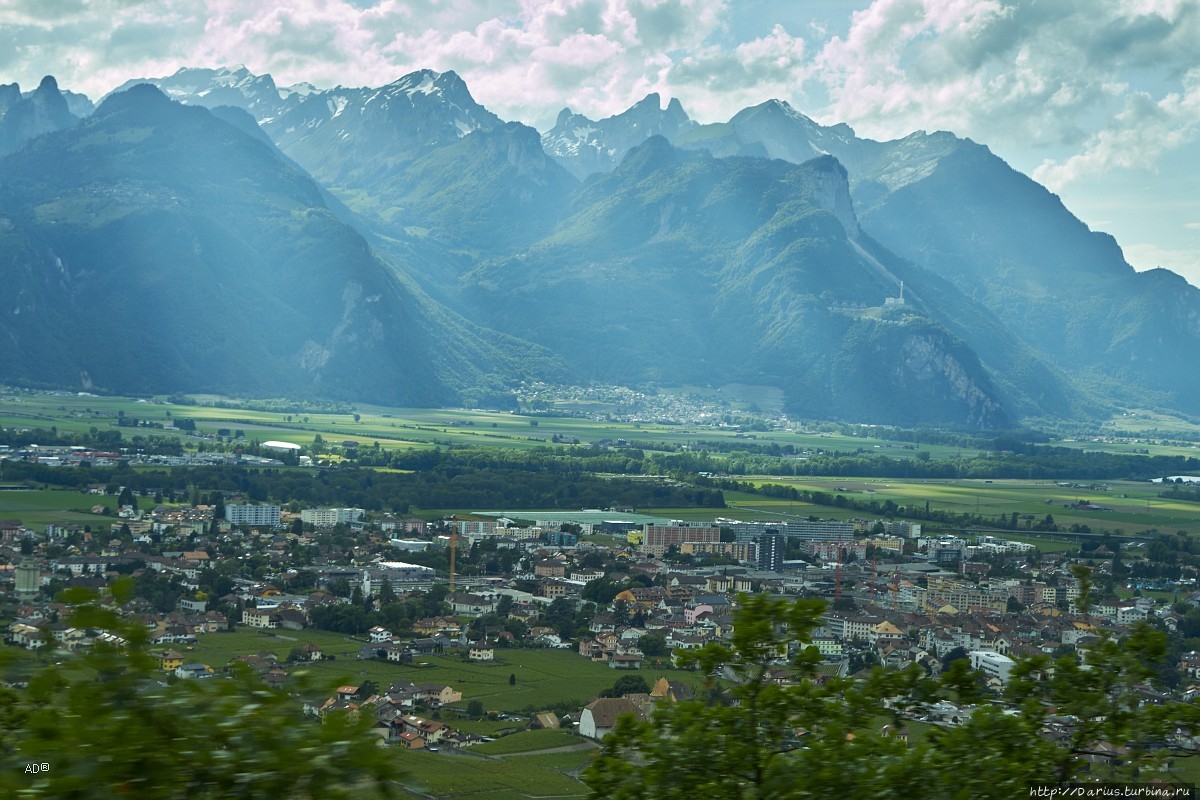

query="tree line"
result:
[0,459,725,512]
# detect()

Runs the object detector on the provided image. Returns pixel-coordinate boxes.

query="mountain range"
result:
[0,64,1195,428]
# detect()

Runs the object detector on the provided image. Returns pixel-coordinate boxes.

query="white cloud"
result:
[3,0,1195,145]
[664,23,811,122]
[809,0,1200,151]
[1033,71,1200,191]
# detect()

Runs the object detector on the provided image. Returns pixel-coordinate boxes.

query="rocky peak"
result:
[35,75,60,95]
[664,97,688,124]
[95,83,172,118]
[0,74,77,155]
[804,155,860,239]
[0,83,21,116]
[554,107,578,127]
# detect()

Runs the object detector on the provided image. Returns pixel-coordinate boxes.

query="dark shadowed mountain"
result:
[0,83,559,403]
[0,83,22,115]
[367,121,579,258]
[0,76,78,156]
[547,97,1200,418]
[846,141,1200,413]
[462,139,1089,427]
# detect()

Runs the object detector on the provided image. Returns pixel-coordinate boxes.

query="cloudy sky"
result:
[3,0,1198,284]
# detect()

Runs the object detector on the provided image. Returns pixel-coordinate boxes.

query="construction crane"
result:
[834,528,843,600]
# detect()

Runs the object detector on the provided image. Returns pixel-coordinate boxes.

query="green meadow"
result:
[180,630,700,715]
[397,748,588,799]
[0,488,118,530]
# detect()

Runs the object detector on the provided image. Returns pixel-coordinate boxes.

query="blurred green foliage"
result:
[584,592,1200,799]
[0,579,401,799]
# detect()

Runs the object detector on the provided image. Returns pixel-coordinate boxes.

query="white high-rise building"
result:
[300,508,364,527]
[224,504,281,527]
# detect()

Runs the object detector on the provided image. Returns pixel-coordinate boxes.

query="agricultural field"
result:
[502,750,596,773]
[7,390,1200,470]
[469,729,582,755]
[0,391,1119,459]
[728,477,1200,536]
[0,487,118,530]
[179,628,361,666]
[1100,408,1200,436]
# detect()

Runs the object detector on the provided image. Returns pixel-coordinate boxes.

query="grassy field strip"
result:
[469,729,581,755]
[501,751,595,772]
[397,750,587,798]
[181,634,699,715]
[0,488,119,529]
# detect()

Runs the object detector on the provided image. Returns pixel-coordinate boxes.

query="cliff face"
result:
[805,155,861,240]
[900,332,1006,428]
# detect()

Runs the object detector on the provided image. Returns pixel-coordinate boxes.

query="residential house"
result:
[535,559,567,578]
[539,579,568,599]
[5,622,46,650]
[159,649,186,672]
[609,652,644,670]
[649,678,694,703]
[413,617,462,637]
[615,587,667,610]
[380,643,412,663]
[447,593,496,617]
[580,697,646,739]
[175,663,215,679]
[397,715,450,744]
[241,608,279,629]
[277,608,308,630]
[1180,651,1200,679]
[403,682,462,706]
[395,730,426,749]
